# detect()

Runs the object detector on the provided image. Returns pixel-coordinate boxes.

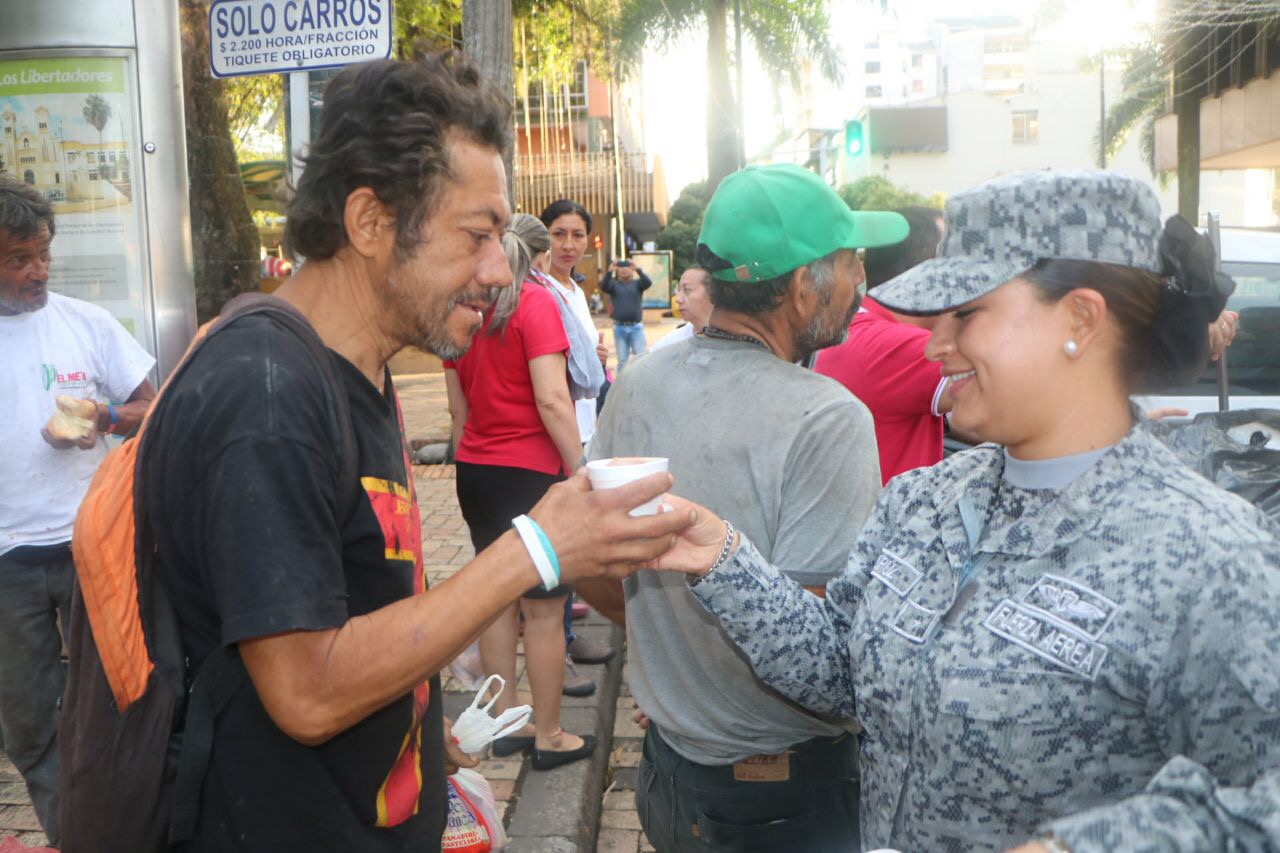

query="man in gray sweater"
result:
[584,164,907,852]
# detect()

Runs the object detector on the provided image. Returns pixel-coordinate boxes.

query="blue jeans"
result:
[0,546,75,844]
[637,722,859,852]
[613,321,647,370]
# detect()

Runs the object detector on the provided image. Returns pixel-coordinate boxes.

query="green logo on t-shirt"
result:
[42,363,56,391]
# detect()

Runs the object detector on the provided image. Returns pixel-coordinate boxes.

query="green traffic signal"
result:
[845,120,864,157]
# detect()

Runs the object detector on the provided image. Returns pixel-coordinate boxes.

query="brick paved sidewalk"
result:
[599,658,656,853]
[0,754,45,848]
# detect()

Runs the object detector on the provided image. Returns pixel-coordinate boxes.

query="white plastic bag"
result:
[449,640,485,691]
[451,674,532,755]
[449,768,508,851]
[442,778,491,853]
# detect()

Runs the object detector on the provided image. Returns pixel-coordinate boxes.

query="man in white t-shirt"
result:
[0,176,155,843]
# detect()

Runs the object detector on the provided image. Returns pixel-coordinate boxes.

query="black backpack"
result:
[58,294,359,851]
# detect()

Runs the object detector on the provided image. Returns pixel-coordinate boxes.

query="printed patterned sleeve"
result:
[688,498,891,719]
[1042,545,1280,851]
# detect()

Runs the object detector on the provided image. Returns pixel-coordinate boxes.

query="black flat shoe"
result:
[490,735,535,757]
[531,734,597,771]
[562,657,597,697]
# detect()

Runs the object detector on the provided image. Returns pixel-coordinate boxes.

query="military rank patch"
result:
[1020,574,1118,639]
[891,598,942,644]
[871,549,923,597]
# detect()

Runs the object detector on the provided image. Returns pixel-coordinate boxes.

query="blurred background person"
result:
[652,265,714,352]
[599,258,652,370]
[814,206,954,483]
[862,206,945,330]
[539,199,608,440]
[444,215,596,770]
[537,200,617,690]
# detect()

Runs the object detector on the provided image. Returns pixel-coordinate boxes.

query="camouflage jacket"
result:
[689,425,1280,851]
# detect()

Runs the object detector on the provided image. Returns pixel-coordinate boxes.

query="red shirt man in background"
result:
[815,206,956,483]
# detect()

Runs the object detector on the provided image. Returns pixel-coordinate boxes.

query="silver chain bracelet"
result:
[687,520,736,588]
[1040,835,1071,853]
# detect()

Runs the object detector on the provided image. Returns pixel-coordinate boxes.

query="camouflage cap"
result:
[874,170,1164,315]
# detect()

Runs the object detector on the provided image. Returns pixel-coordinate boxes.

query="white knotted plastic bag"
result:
[450,674,532,754]
[450,768,508,851]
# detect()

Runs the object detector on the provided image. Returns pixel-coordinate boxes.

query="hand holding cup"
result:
[526,467,694,585]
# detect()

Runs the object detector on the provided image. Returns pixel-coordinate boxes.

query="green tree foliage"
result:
[223,75,285,161]
[838,175,942,211]
[514,0,613,83]
[656,181,711,273]
[395,0,463,56]
[614,0,842,191]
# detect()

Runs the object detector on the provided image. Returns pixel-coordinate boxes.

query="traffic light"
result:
[844,120,865,157]
[593,234,603,251]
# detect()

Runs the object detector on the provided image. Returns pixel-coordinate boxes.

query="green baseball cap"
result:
[697,163,909,283]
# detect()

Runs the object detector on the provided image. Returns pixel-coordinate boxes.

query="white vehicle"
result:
[1135,227,1280,417]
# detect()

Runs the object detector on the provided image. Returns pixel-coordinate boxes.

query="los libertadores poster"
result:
[0,56,150,350]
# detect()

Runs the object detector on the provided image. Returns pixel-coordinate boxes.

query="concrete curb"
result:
[503,619,624,853]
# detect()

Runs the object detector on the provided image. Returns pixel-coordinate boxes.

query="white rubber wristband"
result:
[512,515,559,590]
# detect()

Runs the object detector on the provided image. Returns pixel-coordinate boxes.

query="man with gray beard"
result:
[581,164,908,852]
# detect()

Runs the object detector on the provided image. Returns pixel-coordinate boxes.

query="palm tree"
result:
[614,0,842,191]
[82,94,113,179]
[1094,42,1164,177]
[1100,11,1280,220]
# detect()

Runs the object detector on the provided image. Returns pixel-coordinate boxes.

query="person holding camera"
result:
[599,257,652,370]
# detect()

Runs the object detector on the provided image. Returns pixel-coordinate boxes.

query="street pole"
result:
[610,77,627,258]
[1098,53,1107,169]
[1207,211,1229,411]
[288,72,309,188]
[734,0,746,169]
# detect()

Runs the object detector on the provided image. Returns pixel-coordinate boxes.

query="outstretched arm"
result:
[650,495,880,719]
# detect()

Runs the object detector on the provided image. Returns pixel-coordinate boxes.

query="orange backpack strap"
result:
[73,293,359,710]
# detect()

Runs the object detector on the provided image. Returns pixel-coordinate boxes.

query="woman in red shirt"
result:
[444,213,596,770]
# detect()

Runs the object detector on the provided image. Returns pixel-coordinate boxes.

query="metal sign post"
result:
[287,71,310,188]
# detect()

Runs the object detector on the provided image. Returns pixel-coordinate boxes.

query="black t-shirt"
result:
[145,315,445,852]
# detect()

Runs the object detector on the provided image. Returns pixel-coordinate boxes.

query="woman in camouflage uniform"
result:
[652,171,1280,852]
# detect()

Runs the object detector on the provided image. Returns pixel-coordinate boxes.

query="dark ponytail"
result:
[1149,214,1236,388]
[1024,217,1234,393]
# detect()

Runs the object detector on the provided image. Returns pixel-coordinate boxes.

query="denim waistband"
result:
[614,320,642,326]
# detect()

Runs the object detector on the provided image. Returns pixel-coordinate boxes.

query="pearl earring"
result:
[1064,340,1079,356]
